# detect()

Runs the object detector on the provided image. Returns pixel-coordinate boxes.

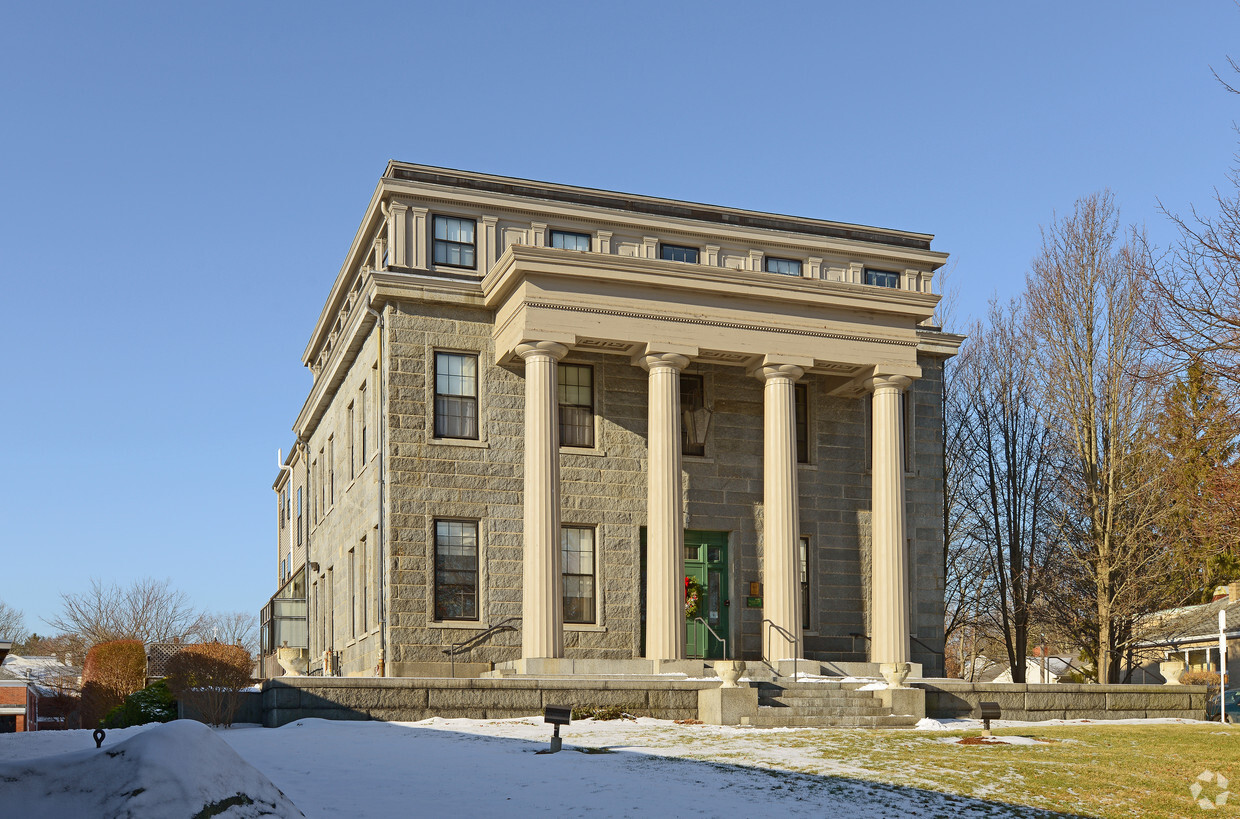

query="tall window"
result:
[296,488,303,546]
[326,567,334,650]
[360,382,368,462]
[766,257,802,276]
[433,216,476,269]
[348,548,357,638]
[328,437,335,506]
[562,526,596,624]
[680,374,705,456]
[799,536,811,628]
[660,244,699,264]
[347,402,355,480]
[558,364,594,448]
[550,230,591,251]
[359,535,368,633]
[795,382,809,464]
[865,268,899,288]
[434,352,479,439]
[434,520,479,620]
[279,489,285,530]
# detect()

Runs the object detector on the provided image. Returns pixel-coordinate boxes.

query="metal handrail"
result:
[692,617,728,661]
[442,616,520,678]
[762,619,799,680]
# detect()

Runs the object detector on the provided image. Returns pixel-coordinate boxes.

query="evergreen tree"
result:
[1156,359,1240,602]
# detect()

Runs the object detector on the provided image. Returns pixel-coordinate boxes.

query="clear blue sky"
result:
[1,2,1235,632]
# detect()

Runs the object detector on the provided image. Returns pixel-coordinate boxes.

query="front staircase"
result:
[748,679,920,728]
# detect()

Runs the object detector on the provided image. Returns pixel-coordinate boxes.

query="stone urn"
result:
[1160,659,1186,685]
[276,646,309,677]
[715,659,746,688]
[880,661,911,689]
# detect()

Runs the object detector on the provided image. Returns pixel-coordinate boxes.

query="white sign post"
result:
[1221,609,1228,722]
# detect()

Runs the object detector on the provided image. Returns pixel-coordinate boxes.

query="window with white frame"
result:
[864,268,899,288]
[562,526,596,624]
[558,364,594,448]
[434,352,479,439]
[550,229,591,251]
[433,216,477,269]
[435,520,479,620]
[765,257,802,276]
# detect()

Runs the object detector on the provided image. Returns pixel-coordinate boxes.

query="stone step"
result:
[758,703,891,717]
[761,689,882,700]
[746,710,919,729]
[758,697,887,712]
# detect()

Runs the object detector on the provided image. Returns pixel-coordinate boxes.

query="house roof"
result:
[1137,597,1240,645]
[0,655,79,693]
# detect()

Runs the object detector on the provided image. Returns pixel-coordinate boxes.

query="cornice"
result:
[483,245,939,321]
[384,161,937,250]
[382,177,950,272]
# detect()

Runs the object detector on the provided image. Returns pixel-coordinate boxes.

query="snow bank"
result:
[0,719,302,818]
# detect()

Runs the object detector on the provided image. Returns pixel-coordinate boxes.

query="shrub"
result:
[80,640,146,728]
[570,705,637,721]
[1180,670,1221,688]
[102,679,177,728]
[166,642,253,727]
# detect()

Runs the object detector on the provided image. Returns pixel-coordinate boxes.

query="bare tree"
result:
[46,578,204,647]
[0,600,28,643]
[1025,191,1173,682]
[955,299,1059,682]
[194,611,259,656]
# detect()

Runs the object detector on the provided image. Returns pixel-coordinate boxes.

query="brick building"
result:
[263,163,961,682]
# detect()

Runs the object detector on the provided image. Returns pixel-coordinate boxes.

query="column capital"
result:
[864,374,913,393]
[748,355,812,383]
[515,341,569,362]
[636,352,690,372]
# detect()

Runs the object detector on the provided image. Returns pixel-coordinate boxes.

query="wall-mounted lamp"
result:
[309,562,320,573]
[683,406,713,449]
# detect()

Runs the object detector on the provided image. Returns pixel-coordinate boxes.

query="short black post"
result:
[93,729,106,749]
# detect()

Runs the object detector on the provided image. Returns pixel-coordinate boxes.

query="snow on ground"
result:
[0,720,301,819]
[0,715,1210,817]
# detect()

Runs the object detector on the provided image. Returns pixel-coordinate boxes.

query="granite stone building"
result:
[264,163,961,681]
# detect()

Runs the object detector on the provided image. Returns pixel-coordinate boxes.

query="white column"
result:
[868,374,912,680]
[517,341,569,660]
[641,352,690,661]
[757,363,804,662]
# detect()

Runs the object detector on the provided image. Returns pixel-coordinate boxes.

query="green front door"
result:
[685,531,729,659]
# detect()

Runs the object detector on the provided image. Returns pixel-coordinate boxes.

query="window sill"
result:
[683,455,714,464]
[565,623,606,632]
[427,438,489,449]
[560,447,607,458]
[425,620,489,630]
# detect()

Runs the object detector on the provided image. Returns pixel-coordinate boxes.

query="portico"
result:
[484,245,930,676]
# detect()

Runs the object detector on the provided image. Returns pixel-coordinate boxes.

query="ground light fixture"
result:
[978,701,1001,737]
[538,706,572,754]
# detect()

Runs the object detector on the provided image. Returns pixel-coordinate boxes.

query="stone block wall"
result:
[260,677,706,727]
[921,681,1209,721]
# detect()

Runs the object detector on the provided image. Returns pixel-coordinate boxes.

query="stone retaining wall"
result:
[261,677,713,728]
[920,681,1209,721]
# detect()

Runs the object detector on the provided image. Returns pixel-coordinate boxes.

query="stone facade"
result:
[265,163,962,679]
